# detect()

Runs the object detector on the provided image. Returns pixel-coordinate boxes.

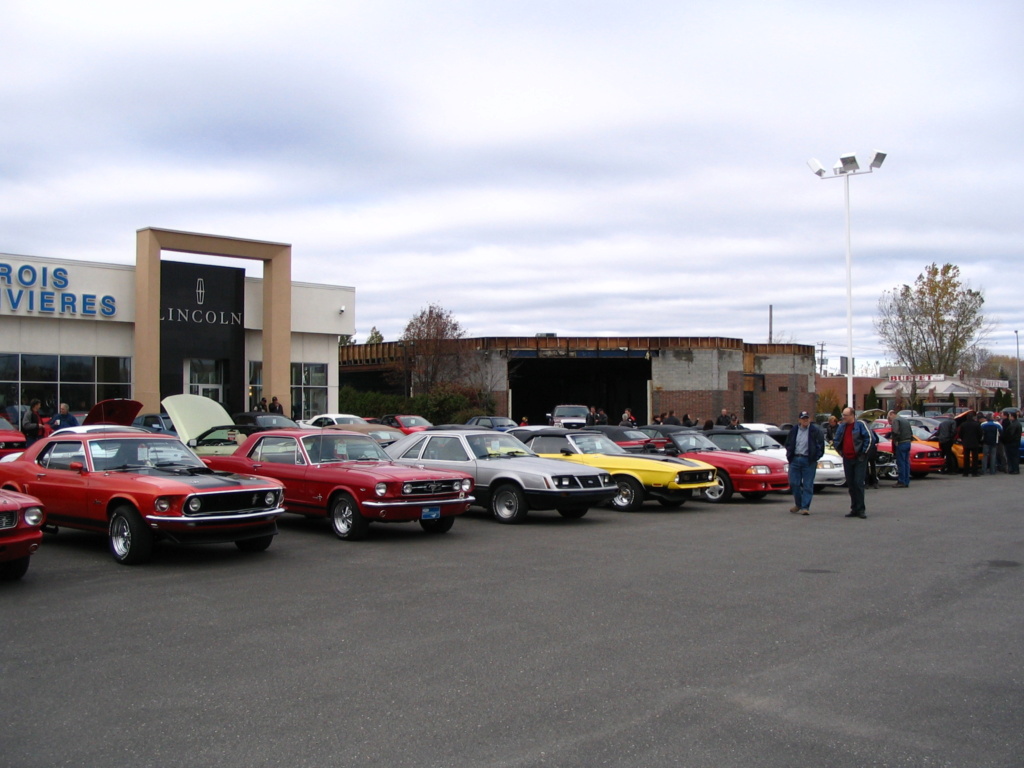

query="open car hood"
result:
[83,398,144,426]
[162,394,233,444]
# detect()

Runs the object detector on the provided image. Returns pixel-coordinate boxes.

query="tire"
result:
[0,556,30,581]
[420,516,455,534]
[657,499,685,509]
[490,484,529,524]
[740,491,767,500]
[702,473,734,504]
[557,507,589,519]
[328,494,369,540]
[878,465,897,481]
[235,534,274,552]
[108,506,154,565]
[610,476,645,512]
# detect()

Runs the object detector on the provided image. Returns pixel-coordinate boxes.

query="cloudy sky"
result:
[2,1,1021,371]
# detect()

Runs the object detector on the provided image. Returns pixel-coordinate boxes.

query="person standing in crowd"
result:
[824,414,839,444]
[1002,411,1022,474]
[21,399,43,446]
[716,408,732,426]
[979,412,1003,475]
[596,408,609,425]
[702,419,714,431]
[49,403,79,431]
[586,406,598,426]
[620,408,635,427]
[935,414,958,474]
[958,412,982,477]
[519,416,529,426]
[256,397,268,412]
[888,410,913,488]
[681,413,694,427]
[997,412,1011,472]
[785,411,825,515]
[864,418,880,489]
[834,407,870,519]
[663,410,681,426]
[269,396,284,414]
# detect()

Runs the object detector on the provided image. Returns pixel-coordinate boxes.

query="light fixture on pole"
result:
[807,149,887,410]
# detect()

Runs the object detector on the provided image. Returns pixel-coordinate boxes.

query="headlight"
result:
[460,478,472,492]
[551,476,573,488]
[375,482,388,497]
[817,460,835,470]
[23,506,43,526]
[154,497,171,512]
[264,491,277,506]
[746,465,771,475]
[187,497,203,512]
[601,473,613,486]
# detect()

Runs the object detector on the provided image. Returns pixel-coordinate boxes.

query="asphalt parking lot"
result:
[2,474,1022,768]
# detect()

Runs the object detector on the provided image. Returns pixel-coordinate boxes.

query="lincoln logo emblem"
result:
[196,278,205,306]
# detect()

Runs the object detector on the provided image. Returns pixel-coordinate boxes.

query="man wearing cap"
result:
[888,410,913,487]
[785,411,825,515]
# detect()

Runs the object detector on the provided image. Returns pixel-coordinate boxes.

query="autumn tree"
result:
[365,326,384,344]
[874,263,990,374]
[400,304,466,394]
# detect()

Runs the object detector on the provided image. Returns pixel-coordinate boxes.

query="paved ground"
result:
[2,472,1022,768]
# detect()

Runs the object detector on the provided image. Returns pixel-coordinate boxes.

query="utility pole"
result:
[817,341,828,375]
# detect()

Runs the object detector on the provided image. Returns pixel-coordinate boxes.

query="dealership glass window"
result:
[96,383,131,401]
[21,354,58,382]
[0,354,18,381]
[290,362,328,421]
[248,361,263,410]
[96,356,132,384]
[61,384,95,413]
[60,355,96,383]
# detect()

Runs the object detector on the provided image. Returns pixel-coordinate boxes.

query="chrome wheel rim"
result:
[613,481,635,509]
[332,502,353,535]
[704,477,725,501]
[110,516,130,558]
[494,491,518,519]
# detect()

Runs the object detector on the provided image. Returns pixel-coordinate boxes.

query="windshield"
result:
[302,434,389,463]
[466,433,533,458]
[553,406,588,418]
[90,438,204,470]
[401,416,432,427]
[0,418,15,430]
[571,433,627,455]
[669,432,720,452]
[744,432,782,450]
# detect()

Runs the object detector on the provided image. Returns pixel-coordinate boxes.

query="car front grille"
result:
[573,474,608,488]
[183,489,280,517]
[0,440,26,450]
[0,510,17,530]
[677,470,716,484]
[403,480,463,496]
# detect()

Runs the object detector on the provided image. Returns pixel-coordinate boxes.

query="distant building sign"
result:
[0,261,117,317]
[888,374,946,382]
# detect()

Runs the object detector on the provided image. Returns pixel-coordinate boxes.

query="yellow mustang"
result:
[512,428,717,511]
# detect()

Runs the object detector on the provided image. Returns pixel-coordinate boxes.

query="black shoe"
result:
[845,512,858,517]
[856,513,867,519]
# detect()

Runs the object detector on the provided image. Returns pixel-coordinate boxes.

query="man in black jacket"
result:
[957,413,983,477]
[1002,411,1022,475]
[935,415,958,474]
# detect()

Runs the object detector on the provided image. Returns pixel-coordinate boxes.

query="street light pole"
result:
[808,150,887,411]
[1015,329,1020,408]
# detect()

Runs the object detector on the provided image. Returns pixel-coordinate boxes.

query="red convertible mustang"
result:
[0,488,45,580]
[0,431,286,565]
[204,429,474,540]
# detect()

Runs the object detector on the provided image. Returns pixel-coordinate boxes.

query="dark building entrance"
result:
[508,356,651,426]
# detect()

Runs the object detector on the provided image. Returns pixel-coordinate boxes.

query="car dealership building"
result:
[1,228,354,422]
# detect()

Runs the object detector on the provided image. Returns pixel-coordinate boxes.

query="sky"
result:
[2,0,1022,373]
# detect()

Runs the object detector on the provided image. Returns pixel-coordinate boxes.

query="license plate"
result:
[421,506,441,519]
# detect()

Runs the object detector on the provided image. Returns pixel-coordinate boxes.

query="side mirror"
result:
[69,461,87,473]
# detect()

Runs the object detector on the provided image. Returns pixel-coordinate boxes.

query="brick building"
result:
[340,336,816,427]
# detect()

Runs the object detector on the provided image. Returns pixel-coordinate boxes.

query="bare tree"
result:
[874,263,990,374]
[401,304,466,394]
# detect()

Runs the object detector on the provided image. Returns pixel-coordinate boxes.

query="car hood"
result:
[162,394,233,444]
[540,452,716,476]
[314,460,471,481]
[115,468,282,491]
[667,449,787,471]
[83,399,144,426]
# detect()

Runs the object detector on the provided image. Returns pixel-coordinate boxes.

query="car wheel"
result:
[702,473,734,504]
[235,534,274,552]
[556,506,589,518]
[878,465,897,481]
[490,484,528,524]
[740,491,767,500]
[329,494,369,540]
[420,516,455,534]
[611,476,645,511]
[0,556,30,581]
[108,506,154,565]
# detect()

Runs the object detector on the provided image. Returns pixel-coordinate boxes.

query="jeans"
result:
[788,455,816,510]
[982,444,999,474]
[843,455,867,514]
[894,441,911,485]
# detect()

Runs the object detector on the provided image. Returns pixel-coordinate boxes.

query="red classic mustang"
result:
[204,429,474,540]
[0,488,45,580]
[0,431,286,565]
